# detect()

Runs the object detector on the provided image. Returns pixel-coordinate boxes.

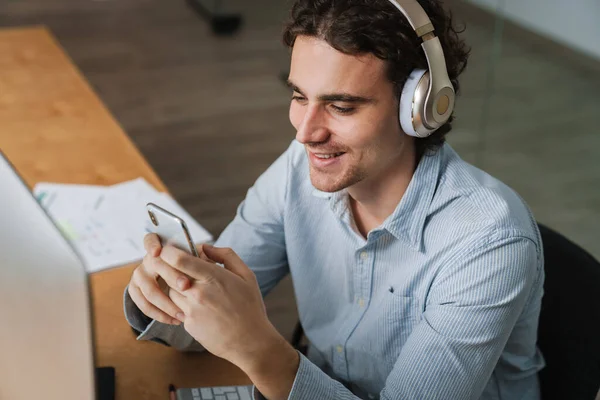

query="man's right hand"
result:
[127,233,193,325]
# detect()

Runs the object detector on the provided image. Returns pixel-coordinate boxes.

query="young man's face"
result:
[288,35,409,193]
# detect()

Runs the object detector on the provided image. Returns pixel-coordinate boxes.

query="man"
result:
[124,0,545,398]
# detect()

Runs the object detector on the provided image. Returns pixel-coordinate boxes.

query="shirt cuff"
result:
[123,286,206,352]
[287,351,338,400]
[251,352,338,400]
[123,285,152,332]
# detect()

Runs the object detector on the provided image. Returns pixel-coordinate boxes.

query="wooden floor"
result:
[2,0,599,337]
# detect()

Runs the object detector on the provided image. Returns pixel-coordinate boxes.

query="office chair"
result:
[536,223,600,400]
[290,224,600,399]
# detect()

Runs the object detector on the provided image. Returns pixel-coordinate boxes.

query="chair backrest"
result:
[537,223,600,400]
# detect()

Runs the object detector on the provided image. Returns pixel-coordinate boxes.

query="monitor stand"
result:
[96,366,115,400]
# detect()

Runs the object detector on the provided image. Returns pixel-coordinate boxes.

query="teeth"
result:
[314,152,343,159]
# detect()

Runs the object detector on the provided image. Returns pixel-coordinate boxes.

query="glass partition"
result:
[449,0,600,259]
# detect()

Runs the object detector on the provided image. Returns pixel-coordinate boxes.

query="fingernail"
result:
[176,313,185,321]
[177,277,187,290]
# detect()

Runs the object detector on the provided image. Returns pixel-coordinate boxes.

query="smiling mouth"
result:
[312,152,345,159]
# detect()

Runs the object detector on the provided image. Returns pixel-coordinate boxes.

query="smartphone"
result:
[146,202,199,257]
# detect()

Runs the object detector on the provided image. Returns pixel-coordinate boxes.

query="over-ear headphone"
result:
[387,0,455,138]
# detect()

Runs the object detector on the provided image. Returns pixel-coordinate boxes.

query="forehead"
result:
[289,35,389,96]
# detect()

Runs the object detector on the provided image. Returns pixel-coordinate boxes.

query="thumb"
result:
[144,233,162,257]
[195,243,217,263]
[202,245,254,281]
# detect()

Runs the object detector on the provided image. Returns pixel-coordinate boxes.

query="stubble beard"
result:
[308,161,367,193]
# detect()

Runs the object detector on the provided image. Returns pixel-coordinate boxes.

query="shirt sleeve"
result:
[122,141,294,351]
[213,140,292,298]
[274,234,542,400]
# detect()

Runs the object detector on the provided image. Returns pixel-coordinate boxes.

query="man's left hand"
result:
[159,245,299,398]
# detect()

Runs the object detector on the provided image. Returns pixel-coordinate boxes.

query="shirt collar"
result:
[311,188,333,199]
[311,187,348,220]
[310,145,444,250]
[384,146,443,251]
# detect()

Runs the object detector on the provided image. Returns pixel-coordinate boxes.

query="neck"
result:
[348,140,417,237]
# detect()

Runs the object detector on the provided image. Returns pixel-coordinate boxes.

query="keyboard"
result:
[176,385,253,400]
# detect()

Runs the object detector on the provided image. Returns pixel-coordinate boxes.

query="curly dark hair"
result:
[283,0,470,156]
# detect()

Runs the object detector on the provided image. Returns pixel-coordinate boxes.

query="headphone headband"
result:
[387,0,434,36]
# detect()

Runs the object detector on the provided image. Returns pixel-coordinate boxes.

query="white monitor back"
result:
[0,153,96,400]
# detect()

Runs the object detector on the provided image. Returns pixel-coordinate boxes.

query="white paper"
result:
[33,178,213,273]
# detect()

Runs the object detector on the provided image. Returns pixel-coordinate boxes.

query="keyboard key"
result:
[213,387,225,395]
[215,396,226,400]
[238,387,252,400]
[192,388,200,396]
[200,388,213,399]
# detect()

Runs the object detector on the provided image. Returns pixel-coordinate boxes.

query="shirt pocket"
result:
[380,292,421,366]
[347,293,422,392]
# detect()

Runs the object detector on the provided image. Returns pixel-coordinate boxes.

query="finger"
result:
[168,287,190,320]
[195,244,217,264]
[128,283,181,325]
[146,254,192,292]
[144,233,162,257]
[161,245,219,283]
[202,245,255,281]
[136,269,186,322]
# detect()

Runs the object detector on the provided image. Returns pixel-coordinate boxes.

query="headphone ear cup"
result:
[399,68,430,138]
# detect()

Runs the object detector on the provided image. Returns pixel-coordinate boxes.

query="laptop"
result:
[0,152,97,399]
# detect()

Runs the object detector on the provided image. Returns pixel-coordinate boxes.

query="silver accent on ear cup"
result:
[421,36,455,128]
[411,71,433,137]
[400,69,430,137]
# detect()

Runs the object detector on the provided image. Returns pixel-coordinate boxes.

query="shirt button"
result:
[360,251,368,260]
[336,345,343,353]
[358,298,365,308]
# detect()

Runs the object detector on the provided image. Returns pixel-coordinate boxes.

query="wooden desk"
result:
[0,27,250,399]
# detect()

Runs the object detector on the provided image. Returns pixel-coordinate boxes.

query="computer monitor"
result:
[0,152,96,399]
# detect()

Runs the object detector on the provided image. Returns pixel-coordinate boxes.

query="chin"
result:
[310,180,342,193]
[309,167,360,193]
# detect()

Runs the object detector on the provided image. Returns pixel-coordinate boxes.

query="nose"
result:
[295,104,329,144]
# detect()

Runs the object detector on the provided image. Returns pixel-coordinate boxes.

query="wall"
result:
[465,0,600,60]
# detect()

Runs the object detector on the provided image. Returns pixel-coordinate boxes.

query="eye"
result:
[330,104,355,115]
[291,94,307,104]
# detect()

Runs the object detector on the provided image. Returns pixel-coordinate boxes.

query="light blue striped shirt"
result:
[126,140,545,399]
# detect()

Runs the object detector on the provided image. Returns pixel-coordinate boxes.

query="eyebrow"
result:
[286,79,375,104]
